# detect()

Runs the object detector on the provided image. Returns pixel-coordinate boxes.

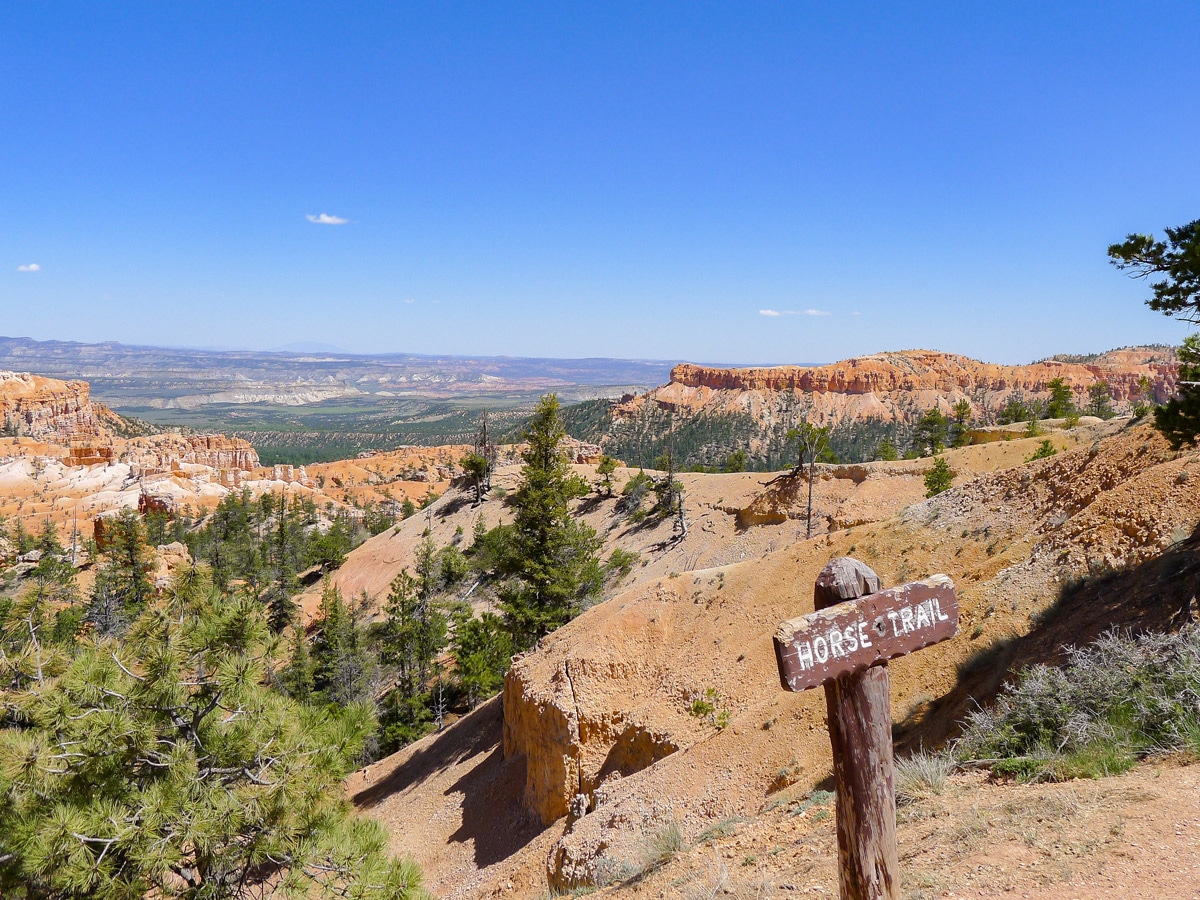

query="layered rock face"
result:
[628,348,1177,427]
[0,371,108,443]
[668,349,1175,400]
[502,655,684,828]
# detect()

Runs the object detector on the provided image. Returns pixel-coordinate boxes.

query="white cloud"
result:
[306,213,348,225]
[402,297,417,304]
[759,308,830,317]
[16,263,40,272]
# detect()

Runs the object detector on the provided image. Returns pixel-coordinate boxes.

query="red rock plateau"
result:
[618,348,1177,428]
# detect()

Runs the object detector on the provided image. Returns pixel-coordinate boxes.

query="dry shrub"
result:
[957,626,1200,780]
[895,750,955,804]
[642,819,687,870]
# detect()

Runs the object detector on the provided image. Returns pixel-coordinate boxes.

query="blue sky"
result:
[3,2,1198,365]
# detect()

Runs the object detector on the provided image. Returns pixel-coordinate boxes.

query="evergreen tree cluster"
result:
[182,490,369,632]
[0,553,423,898]
[284,394,616,758]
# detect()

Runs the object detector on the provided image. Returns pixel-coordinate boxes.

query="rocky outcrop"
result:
[138,490,178,518]
[502,654,686,828]
[0,371,110,444]
[560,436,605,465]
[150,541,192,589]
[666,349,1176,403]
[619,349,1177,435]
[121,434,259,472]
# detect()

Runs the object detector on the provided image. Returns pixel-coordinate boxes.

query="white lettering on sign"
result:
[775,575,958,693]
[786,596,952,676]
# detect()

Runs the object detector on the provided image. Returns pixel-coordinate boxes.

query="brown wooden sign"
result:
[773,559,959,900]
[774,574,958,693]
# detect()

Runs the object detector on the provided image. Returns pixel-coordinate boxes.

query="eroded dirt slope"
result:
[351,418,1200,899]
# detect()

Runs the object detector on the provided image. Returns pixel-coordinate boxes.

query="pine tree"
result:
[265,498,303,632]
[1108,220,1200,446]
[310,579,377,707]
[278,625,315,701]
[86,509,153,633]
[501,394,602,648]
[12,518,33,555]
[460,451,491,506]
[1045,377,1075,419]
[452,611,512,709]
[27,527,79,632]
[1152,336,1200,446]
[924,457,954,497]
[950,399,973,446]
[378,566,447,697]
[1132,375,1155,418]
[651,447,688,539]
[912,408,949,455]
[0,569,423,899]
[1087,380,1115,419]
[786,422,830,540]
[721,449,747,472]
[595,454,618,496]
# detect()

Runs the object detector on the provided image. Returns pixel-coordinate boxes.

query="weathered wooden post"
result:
[773,557,958,900]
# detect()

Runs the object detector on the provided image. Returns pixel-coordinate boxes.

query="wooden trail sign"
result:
[774,574,958,692]
[773,558,958,900]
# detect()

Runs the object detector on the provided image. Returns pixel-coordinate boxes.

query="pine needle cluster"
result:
[0,567,424,900]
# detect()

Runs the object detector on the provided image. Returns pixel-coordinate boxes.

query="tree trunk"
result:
[806,457,815,540]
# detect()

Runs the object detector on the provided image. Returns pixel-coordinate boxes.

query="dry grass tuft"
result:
[895,750,956,804]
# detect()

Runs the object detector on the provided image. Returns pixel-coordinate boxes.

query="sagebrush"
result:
[957,626,1200,780]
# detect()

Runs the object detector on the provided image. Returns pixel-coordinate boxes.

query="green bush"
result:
[924,457,954,497]
[604,547,640,581]
[617,469,653,516]
[1026,439,1057,462]
[957,626,1200,781]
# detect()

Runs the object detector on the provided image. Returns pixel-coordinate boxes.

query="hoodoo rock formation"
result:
[0,371,109,444]
[121,434,260,472]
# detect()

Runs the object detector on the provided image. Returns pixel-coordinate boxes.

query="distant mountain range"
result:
[0,336,686,462]
[0,335,679,409]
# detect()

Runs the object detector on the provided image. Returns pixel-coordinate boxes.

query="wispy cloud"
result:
[16,263,40,272]
[759,308,830,317]
[402,297,417,304]
[306,213,348,225]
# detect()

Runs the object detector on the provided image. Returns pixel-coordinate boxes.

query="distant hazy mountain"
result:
[270,341,352,353]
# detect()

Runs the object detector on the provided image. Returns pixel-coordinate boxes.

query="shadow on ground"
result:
[351,695,545,868]
[896,528,1200,752]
